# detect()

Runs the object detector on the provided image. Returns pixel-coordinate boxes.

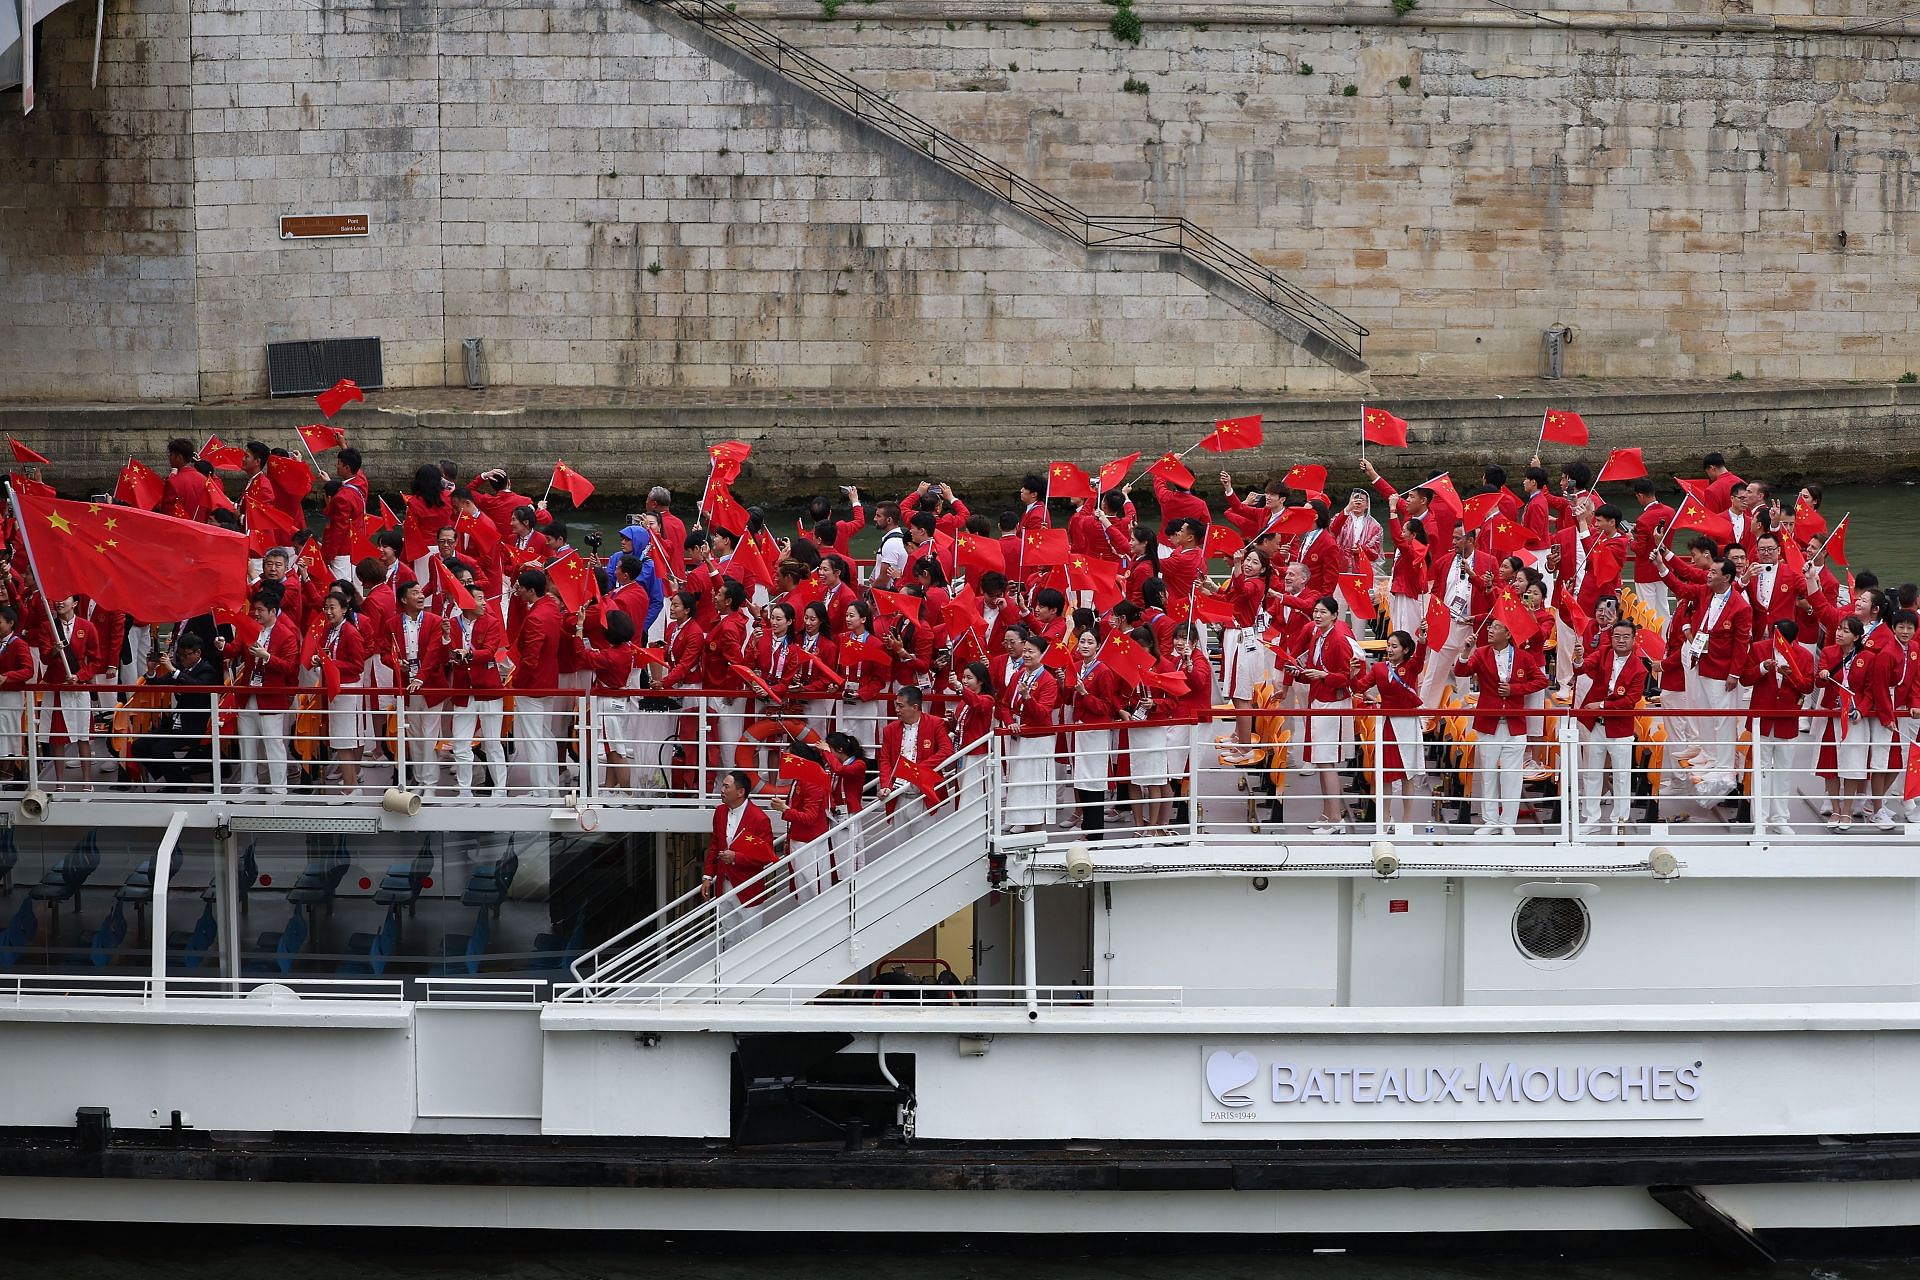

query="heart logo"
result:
[1205,1049,1259,1108]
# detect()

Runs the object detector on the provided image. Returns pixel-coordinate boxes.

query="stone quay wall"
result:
[6,0,1920,400]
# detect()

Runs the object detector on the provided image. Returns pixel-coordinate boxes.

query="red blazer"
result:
[781,772,832,844]
[309,619,367,696]
[1454,644,1548,735]
[1430,550,1496,623]
[0,633,33,688]
[1744,644,1814,739]
[1743,562,1805,640]
[512,594,563,691]
[837,631,891,702]
[1069,659,1124,724]
[238,612,302,712]
[443,611,507,703]
[321,476,368,559]
[1355,653,1425,712]
[1293,623,1354,703]
[1664,574,1752,682]
[1384,516,1430,598]
[391,612,449,704]
[36,615,101,686]
[572,635,637,697]
[702,609,749,692]
[663,618,706,688]
[880,713,954,791]
[1575,647,1647,737]
[999,664,1059,732]
[1292,530,1341,599]
[704,801,777,901]
[955,688,995,750]
[751,632,805,700]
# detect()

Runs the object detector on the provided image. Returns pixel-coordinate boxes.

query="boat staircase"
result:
[638,0,1371,378]
[565,748,996,1003]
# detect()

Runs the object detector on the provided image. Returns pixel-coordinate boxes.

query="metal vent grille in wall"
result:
[1512,896,1590,961]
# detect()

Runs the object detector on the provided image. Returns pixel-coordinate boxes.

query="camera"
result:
[584,532,603,553]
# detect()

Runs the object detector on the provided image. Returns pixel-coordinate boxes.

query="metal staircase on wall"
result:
[640,0,1370,372]
[566,750,995,1004]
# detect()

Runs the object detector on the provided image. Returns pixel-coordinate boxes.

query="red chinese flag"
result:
[199,436,248,470]
[8,439,49,465]
[1491,589,1539,645]
[1098,452,1141,493]
[703,485,749,537]
[1556,591,1591,643]
[1021,527,1070,568]
[547,550,600,613]
[1772,630,1802,682]
[215,605,261,653]
[1595,447,1647,485]
[1674,476,1711,505]
[297,423,346,454]
[297,538,326,585]
[1190,592,1237,626]
[943,591,988,648]
[1462,492,1504,532]
[1361,406,1409,448]
[1905,742,1920,803]
[778,749,832,794]
[727,536,776,593]
[1203,523,1246,560]
[729,662,781,703]
[869,586,923,623]
[707,440,752,480]
[954,530,1005,579]
[242,482,301,537]
[115,457,164,510]
[12,486,249,620]
[1148,452,1195,489]
[315,378,364,419]
[1822,514,1850,567]
[1047,461,1093,501]
[1635,628,1666,667]
[1273,505,1318,538]
[432,557,477,613]
[1484,514,1544,556]
[1669,495,1734,545]
[455,509,500,558]
[1338,572,1375,619]
[1418,473,1463,521]
[1424,589,1453,653]
[267,452,318,498]
[1199,413,1263,454]
[9,472,53,500]
[892,755,946,807]
[1284,463,1328,494]
[1143,667,1190,696]
[1040,637,1075,671]
[550,461,595,507]
[1793,500,1829,545]
[1541,408,1589,447]
[1096,630,1153,689]
[1065,553,1123,610]
[375,497,400,531]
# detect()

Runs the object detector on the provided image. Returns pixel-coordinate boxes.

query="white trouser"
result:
[38,688,91,744]
[1579,729,1633,824]
[401,695,444,789]
[1693,672,1737,789]
[791,833,833,902]
[328,554,352,582]
[1005,734,1056,827]
[0,690,22,759]
[712,696,746,776]
[1420,617,1468,708]
[1635,578,1669,616]
[1388,593,1423,642]
[512,694,560,794]
[449,700,506,794]
[121,623,151,686]
[1752,735,1796,828]
[1479,726,1527,827]
[237,707,289,794]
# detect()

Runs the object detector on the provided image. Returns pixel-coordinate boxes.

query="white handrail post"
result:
[25,693,37,789]
[576,694,592,803]
[1373,712,1388,836]
[393,694,407,794]
[1021,881,1039,1018]
[148,808,189,998]
[1187,724,1200,841]
[696,698,709,798]
[1559,713,1578,842]
[208,691,223,797]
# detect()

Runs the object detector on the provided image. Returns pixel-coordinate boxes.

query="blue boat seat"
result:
[285,845,351,909]
[28,832,102,907]
[434,908,491,976]
[461,842,518,915]
[0,826,16,894]
[0,898,38,968]
[246,909,309,976]
[167,901,218,971]
[373,842,435,913]
[117,845,186,904]
[89,903,129,968]
[338,907,401,976]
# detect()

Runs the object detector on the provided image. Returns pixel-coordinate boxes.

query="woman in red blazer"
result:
[997,630,1060,833]
[1454,617,1548,835]
[1746,618,1815,834]
[308,590,368,797]
[794,601,840,740]
[442,586,509,798]
[770,742,834,900]
[1064,628,1122,838]
[1352,629,1428,829]
[837,600,891,755]
[1291,596,1355,834]
[1816,616,1886,831]
[1574,619,1648,831]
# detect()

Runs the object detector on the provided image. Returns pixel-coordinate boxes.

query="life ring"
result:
[735,717,824,791]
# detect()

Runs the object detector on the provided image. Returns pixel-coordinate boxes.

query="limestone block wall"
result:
[773,4,1920,381]
[0,0,198,400]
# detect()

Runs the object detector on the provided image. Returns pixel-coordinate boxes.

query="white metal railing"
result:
[0,974,407,1002]
[569,740,991,997]
[553,982,1182,1008]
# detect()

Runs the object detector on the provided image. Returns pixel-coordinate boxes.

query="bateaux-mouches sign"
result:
[1202,1045,1703,1123]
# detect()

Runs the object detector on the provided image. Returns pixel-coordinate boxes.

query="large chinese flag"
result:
[1361,406,1409,448]
[14,486,248,620]
[1540,409,1589,447]
[1198,414,1263,454]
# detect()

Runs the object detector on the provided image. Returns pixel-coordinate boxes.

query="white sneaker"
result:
[1500,825,1517,837]
[1770,823,1795,836]
[1473,824,1497,835]
[1873,807,1898,832]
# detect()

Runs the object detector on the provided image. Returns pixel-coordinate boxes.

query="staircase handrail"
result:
[568,735,993,996]
[641,0,1368,362]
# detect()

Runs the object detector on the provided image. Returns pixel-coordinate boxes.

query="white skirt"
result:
[1386,713,1426,780]
[1128,723,1171,787]
[324,695,364,752]
[595,696,635,758]
[1223,628,1275,701]
[1071,728,1114,792]
[1005,734,1056,824]
[1305,698,1349,766]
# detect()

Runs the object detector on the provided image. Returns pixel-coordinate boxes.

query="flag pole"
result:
[6,485,79,681]
[1359,404,1367,460]
[1534,410,1549,461]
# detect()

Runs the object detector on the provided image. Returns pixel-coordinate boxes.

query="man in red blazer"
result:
[1454,617,1548,835]
[879,685,954,829]
[1664,554,1753,802]
[444,578,509,797]
[1420,526,1496,707]
[510,568,564,797]
[235,580,302,796]
[705,770,777,940]
[1575,620,1648,831]
[0,605,35,782]
[1746,619,1815,834]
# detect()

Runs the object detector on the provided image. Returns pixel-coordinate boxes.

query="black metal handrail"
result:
[644,0,1368,363]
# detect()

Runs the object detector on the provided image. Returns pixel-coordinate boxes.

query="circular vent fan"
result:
[1512,896,1590,961]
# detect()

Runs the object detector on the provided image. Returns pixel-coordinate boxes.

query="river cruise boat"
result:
[0,664,1907,1261]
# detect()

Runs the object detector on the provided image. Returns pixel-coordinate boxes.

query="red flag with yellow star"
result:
[1541,408,1589,447]
[1198,414,1263,454]
[11,486,248,620]
[1046,461,1093,501]
[1361,406,1409,448]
